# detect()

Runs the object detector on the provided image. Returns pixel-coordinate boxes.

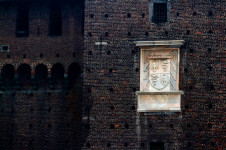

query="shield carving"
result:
[150,73,170,90]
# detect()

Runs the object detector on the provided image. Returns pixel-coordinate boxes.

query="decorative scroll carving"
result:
[170,51,178,90]
[143,51,150,92]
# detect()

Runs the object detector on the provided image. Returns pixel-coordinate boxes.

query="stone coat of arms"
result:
[149,59,170,90]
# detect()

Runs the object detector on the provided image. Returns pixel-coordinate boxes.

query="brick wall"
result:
[0,1,84,149]
[83,0,225,149]
[0,1,83,69]
[0,0,225,149]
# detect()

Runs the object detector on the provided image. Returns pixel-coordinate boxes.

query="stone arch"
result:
[35,64,48,79]
[18,64,31,80]
[51,63,64,80]
[1,64,15,80]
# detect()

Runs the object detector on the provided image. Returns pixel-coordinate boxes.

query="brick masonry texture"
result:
[0,0,225,150]
[83,0,225,149]
[0,0,84,149]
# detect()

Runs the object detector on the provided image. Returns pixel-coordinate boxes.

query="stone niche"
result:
[134,40,184,112]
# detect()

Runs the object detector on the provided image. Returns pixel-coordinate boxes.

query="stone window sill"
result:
[136,91,183,113]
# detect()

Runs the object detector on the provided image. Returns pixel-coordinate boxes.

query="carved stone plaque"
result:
[141,50,178,92]
[135,40,184,112]
[138,49,182,112]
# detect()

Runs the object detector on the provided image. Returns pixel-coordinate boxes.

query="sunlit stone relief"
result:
[142,50,178,92]
[135,40,184,112]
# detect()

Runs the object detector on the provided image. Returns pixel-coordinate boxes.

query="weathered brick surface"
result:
[82,0,225,149]
[0,1,84,70]
[0,0,225,150]
[0,1,84,150]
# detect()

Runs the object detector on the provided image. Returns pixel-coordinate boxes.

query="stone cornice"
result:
[136,91,184,95]
[133,40,184,48]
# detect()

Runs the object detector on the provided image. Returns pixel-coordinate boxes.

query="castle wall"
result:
[0,0,225,149]
[0,1,84,149]
[82,0,225,149]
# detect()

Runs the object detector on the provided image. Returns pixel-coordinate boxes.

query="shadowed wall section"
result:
[18,64,31,81]
[1,64,14,80]
[35,64,48,80]
[0,0,84,149]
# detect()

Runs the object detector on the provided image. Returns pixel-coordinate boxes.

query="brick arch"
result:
[14,60,32,70]
[0,60,15,74]
[64,61,83,74]
[30,60,52,70]
[0,60,53,75]
[51,63,65,79]
[1,64,15,80]
[35,64,48,79]
[17,63,32,80]
[30,61,52,76]
[0,61,28,74]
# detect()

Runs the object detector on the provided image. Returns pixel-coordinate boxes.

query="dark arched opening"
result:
[67,62,83,149]
[1,64,15,80]
[68,62,81,81]
[35,64,48,80]
[18,64,31,80]
[51,63,64,80]
[68,62,81,90]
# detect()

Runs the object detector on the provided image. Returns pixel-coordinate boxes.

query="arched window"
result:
[68,62,81,81]
[51,63,64,80]
[18,64,31,80]
[1,64,15,80]
[35,64,48,79]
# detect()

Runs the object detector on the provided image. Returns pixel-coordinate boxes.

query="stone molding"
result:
[134,40,184,48]
[136,91,184,95]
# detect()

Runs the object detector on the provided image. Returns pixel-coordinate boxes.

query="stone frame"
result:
[134,40,184,112]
